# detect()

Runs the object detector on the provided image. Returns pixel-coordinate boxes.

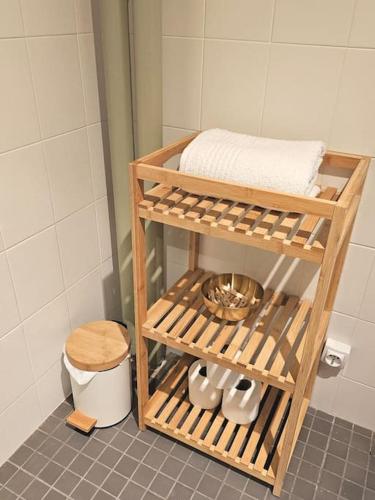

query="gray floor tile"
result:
[121,416,140,437]
[143,446,168,469]
[319,470,341,494]
[0,462,18,485]
[307,430,327,450]
[52,423,74,442]
[119,481,145,499]
[38,437,62,459]
[226,467,248,491]
[85,462,111,487]
[154,434,175,453]
[351,432,371,452]
[323,454,345,476]
[97,445,121,468]
[53,402,72,419]
[9,445,33,466]
[353,424,372,437]
[101,470,128,496]
[39,461,64,486]
[327,439,348,460]
[312,417,332,436]
[23,452,49,476]
[150,472,175,496]
[179,464,202,489]
[44,489,66,500]
[132,463,157,488]
[292,477,316,499]
[344,462,366,485]
[187,451,210,471]
[52,445,77,467]
[136,428,157,446]
[347,446,369,468]
[6,469,33,495]
[217,484,242,500]
[69,454,94,476]
[314,487,338,500]
[0,488,17,500]
[334,417,353,430]
[293,441,304,459]
[71,479,98,500]
[197,473,222,498]
[341,479,363,500]
[302,445,324,467]
[206,459,229,479]
[331,425,351,444]
[22,478,49,500]
[54,469,81,495]
[143,491,161,500]
[82,438,107,459]
[245,478,268,499]
[169,482,195,500]
[303,414,314,428]
[316,410,334,423]
[109,431,133,452]
[114,454,139,478]
[67,432,91,451]
[126,439,149,460]
[25,430,47,450]
[170,442,192,461]
[367,471,375,491]
[365,489,375,500]
[92,490,113,500]
[161,456,185,478]
[40,415,61,434]
[94,427,118,444]
[297,460,320,483]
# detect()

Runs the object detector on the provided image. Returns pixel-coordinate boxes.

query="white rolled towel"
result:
[180,129,326,196]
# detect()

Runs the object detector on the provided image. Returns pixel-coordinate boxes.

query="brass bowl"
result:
[201,273,264,321]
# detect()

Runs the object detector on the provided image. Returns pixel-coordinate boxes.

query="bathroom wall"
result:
[162,0,375,429]
[0,0,120,464]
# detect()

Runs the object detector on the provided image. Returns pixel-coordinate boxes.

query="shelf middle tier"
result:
[143,268,312,393]
[138,183,338,264]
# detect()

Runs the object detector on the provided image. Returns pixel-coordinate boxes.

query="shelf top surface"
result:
[143,269,312,392]
[138,183,338,264]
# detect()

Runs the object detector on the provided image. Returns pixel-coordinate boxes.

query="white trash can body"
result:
[71,355,132,428]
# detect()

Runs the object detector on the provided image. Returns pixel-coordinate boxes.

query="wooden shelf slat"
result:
[143,269,312,392]
[138,184,338,263]
[145,356,291,485]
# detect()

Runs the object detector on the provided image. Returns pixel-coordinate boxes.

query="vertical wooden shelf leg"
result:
[273,206,346,497]
[188,232,200,271]
[130,163,149,430]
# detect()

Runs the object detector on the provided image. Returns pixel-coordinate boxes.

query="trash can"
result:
[64,321,132,430]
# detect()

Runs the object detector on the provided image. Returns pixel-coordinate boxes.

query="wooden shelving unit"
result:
[129,132,369,496]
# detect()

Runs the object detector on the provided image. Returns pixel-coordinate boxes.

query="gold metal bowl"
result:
[201,273,264,321]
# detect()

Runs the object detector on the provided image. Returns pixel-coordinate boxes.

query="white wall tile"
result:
[360,261,375,323]
[75,0,93,33]
[311,366,338,415]
[162,0,204,37]
[0,0,23,37]
[0,326,34,413]
[0,39,40,153]
[28,35,85,138]
[96,198,112,262]
[165,226,188,266]
[87,123,107,199]
[43,129,93,221]
[333,244,375,317]
[67,269,105,329]
[349,0,375,48]
[20,0,76,36]
[351,162,375,248]
[344,320,375,386]
[0,386,42,465]
[201,40,268,134]
[166,261,187,289]
[205,0,273,42]
[272,0,355,46]
[333,377,375,431]
[7,228,64,319]
[23,295,71,379]
[56,205,100,287]
[262,45,345,141]
[78,33,101,124]
[0,144,53,248]
[199,236,247,275]
[0,254,20,339]
[36,360,71,419]
[330,49,375,156]
[0,232,4,252]
[326,311,357,344]
[163,37,203,129]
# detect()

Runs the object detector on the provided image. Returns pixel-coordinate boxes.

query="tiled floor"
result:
[1,399,375,500]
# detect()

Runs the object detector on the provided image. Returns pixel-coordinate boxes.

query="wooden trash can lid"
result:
[66,321,130,372]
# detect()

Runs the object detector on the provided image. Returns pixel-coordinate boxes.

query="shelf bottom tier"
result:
[144,355,294,486]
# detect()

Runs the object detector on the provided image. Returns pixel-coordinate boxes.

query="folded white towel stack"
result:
[179,129,326,196]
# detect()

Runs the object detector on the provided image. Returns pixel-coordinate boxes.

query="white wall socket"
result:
[321,338,351,369]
